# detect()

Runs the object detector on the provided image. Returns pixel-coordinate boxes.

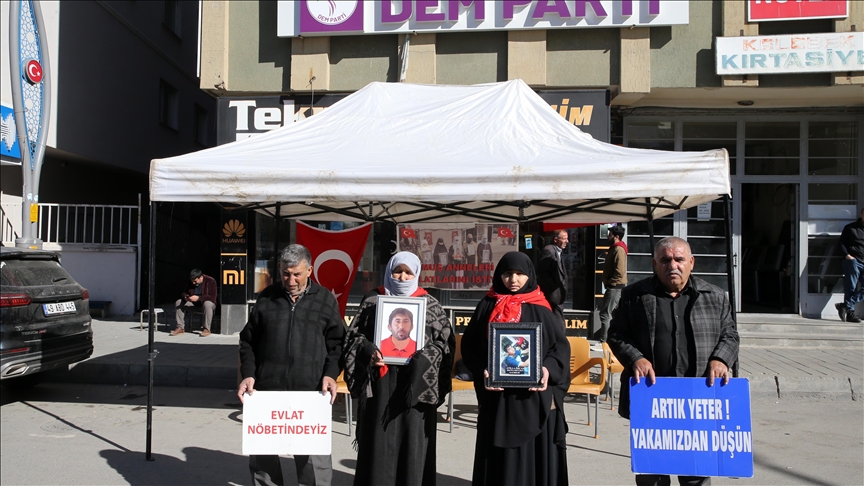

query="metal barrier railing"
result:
[36,202,140,245]
[0,202,19,243]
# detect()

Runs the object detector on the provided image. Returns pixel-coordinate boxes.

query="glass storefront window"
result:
[626,121,674,150]
[683,122,737,176]
[807,183,859,294]
[808,121,858,176]
[744,121,800,175]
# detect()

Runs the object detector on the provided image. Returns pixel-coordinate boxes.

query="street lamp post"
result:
[9,0,50,249]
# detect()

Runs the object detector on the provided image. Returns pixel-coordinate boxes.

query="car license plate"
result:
[43,302,76,315]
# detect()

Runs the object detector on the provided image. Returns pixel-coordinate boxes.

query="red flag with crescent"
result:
[296,221,372,317]
[498,227,514,238]
[400,227,417,239]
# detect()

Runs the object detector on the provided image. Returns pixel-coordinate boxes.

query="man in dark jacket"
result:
[239,244,345,486]
[608,236,739,486]
[172,269,217,337]
[837,208,864,323]
[537,229,569,324]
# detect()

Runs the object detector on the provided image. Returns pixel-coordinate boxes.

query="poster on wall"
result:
[398,222,518,289]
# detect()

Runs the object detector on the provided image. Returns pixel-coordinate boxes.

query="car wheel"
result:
[2,373,43,390]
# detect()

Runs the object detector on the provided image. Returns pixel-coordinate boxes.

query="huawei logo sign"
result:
[223,220,246,238]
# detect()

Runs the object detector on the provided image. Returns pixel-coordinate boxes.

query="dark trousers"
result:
[635,474,710,486]
[175,299,215,331]
[249,454,332,486]
[598,287,622,342]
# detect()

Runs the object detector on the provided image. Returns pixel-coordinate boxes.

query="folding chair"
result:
[566,336,607,439]
[602,342,624,410]
[446,334,475,433]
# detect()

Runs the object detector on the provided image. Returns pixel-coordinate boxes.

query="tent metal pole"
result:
[723,193,739,377]
[274,203,281,277]
[645,198,655,251]
[146,202,157,461]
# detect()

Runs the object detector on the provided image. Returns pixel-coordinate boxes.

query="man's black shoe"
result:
[835,303,847,322]
[847,314,862,323]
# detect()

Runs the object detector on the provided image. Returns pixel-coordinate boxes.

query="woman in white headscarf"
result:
[341,251,455,486]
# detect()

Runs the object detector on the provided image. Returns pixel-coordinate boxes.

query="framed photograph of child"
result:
[487,322,542,388]
[374,295,427,365]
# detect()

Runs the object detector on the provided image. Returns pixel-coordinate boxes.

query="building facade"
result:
[2,1,219,311]
[197,0,862,320]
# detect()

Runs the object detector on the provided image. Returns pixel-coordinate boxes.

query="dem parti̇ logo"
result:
[306,1,357,26]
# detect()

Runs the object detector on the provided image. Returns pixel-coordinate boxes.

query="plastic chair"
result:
[602,342,624,410]
[566,336,606,439]
[447,334,475,433]
[335,371,354,437]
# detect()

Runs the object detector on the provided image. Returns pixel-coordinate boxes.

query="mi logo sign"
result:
[223,270,245,285]
[549,99,593,126]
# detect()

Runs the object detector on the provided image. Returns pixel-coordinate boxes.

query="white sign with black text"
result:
[241,391,332,456]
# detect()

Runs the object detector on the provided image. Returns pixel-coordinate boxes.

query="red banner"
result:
[295,221,372,317]
[748,0,847,22]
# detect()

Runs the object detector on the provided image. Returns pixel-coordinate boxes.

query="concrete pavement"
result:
[42,314,864,399]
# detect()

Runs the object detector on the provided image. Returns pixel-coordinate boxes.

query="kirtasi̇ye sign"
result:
[277,0,690,37]
[748,0,848,22]
[629,377,753,478]
[716,32,864,75]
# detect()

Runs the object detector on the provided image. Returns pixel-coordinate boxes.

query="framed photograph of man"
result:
[374,296,427,365]
[487,322,543,388]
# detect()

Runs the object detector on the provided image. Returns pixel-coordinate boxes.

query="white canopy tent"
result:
[150,80,730,223]
[144,80,734,458]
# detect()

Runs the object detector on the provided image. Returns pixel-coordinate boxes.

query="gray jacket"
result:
[607,276,739,419]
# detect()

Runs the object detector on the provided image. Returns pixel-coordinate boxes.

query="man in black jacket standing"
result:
[537,229,569,325]
[837,208,864,323]
[239,244,345,486]
[609,237,738,486]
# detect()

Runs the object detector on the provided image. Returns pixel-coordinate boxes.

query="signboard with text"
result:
[242,391,332,455]
[0,104,22,162]
[716,32,864,75]
[221,212,248,304]
[630,377,753,478]
[278,1,690,37]
[218,91,610,144]
[748,0,848,22]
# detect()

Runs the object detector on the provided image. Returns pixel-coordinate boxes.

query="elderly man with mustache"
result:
[608,236,739,486]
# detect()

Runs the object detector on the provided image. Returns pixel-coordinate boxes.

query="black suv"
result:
[1,247,93,388]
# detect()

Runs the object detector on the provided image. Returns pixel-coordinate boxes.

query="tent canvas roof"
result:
[150,80,730,223]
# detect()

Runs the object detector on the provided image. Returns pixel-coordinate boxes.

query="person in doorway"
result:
[238,244,345,486]
[608,237,739,486]
[379,307,418,358]
[836,208,864,323]
[172,269,217,337]
[599,225,628,342]
[341,251,454,486]
[461,252,570,486]
[537,229,569,325]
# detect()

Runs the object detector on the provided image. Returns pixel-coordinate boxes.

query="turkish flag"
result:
[296,221,372,317]
[498,227,514,238]
[400,227,417,239]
